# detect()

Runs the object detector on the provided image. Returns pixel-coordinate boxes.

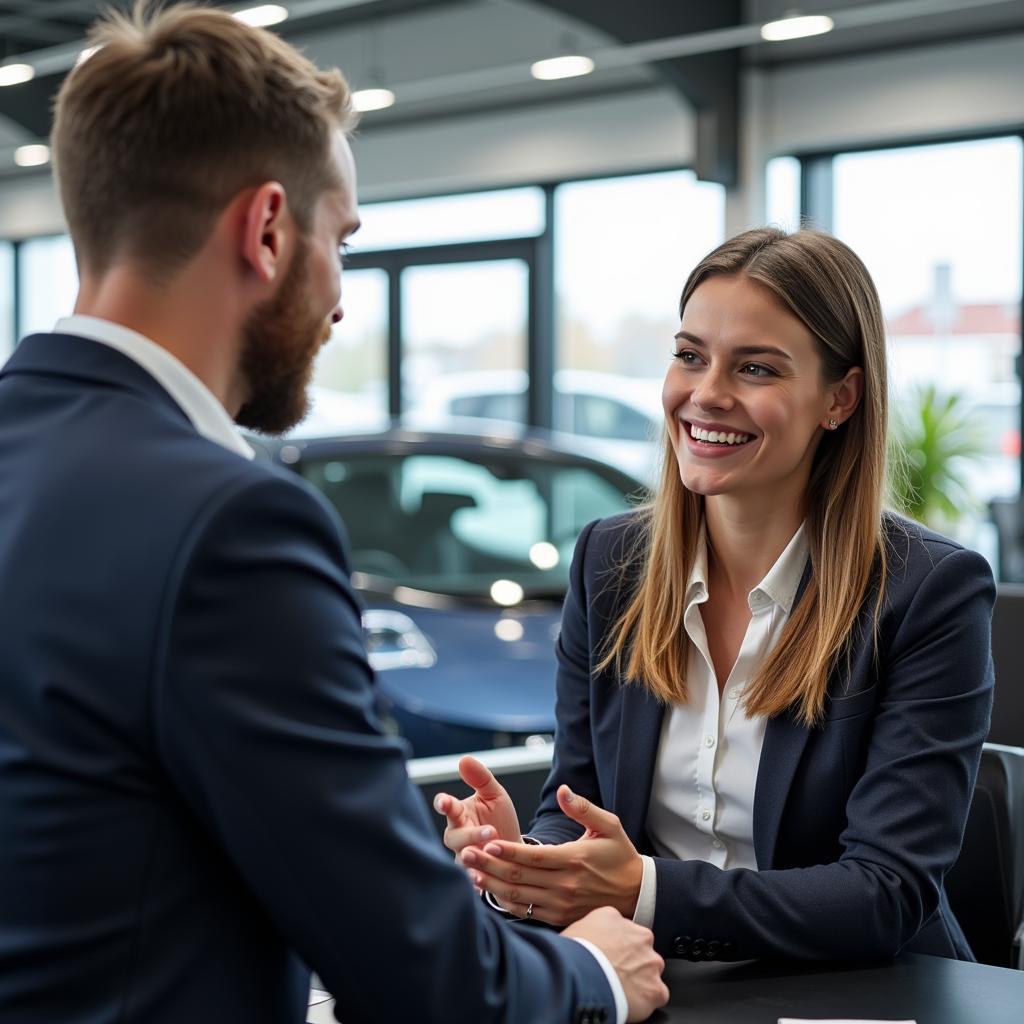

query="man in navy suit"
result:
[0,4,667,1023]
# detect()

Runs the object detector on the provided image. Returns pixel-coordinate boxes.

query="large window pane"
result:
[554,170,725,481]
[356,187,544,252]
[833,137,1023,530]
[308,268,389,435]
[766,156,801,232]
[19,235,78,337]
[0,242,14,358]
[401,259,528,425]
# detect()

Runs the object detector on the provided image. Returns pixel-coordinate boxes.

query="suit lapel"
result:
[613,681,664,847]
[753,558,814,868]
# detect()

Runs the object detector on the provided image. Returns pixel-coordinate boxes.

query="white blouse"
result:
[632,522,808,927]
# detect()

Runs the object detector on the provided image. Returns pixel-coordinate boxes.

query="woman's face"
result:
[663,273,849,507]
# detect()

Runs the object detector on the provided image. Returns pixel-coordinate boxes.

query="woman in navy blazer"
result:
[437,227,995,963]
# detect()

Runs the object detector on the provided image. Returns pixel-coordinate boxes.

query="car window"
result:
[449,392,525,422]
[572,394,654,442]
[298,450,636,598]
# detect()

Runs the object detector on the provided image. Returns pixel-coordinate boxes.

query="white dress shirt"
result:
[632,522,808,927]
[54,315,253,460]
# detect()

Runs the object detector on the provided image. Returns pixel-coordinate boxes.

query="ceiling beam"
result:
[529,0,742,187]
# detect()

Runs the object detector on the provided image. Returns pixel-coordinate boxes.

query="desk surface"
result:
[307,953,1024,1023]
[649,953,1024,1024]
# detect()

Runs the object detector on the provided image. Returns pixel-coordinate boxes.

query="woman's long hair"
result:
[597,227,889,726]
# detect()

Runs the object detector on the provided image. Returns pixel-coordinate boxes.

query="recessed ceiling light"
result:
[0,63,35,87]
[233,4,289,28]
[352,87,395,112]
[530,55,595,81]
[15,144,50,168]
[760,14,834,42]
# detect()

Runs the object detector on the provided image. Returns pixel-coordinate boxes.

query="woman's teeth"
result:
[689,424,751,446]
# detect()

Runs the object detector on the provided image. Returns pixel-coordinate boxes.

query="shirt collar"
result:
[55,315,253,461]
[685,520,809,615]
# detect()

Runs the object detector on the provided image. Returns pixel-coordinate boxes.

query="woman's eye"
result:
[672,349,701,365]
[741,363,774,377]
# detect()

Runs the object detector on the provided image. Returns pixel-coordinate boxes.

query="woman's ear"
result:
[823,366,864,430]
[239,181,288,284]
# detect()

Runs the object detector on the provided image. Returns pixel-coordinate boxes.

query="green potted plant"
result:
[888,384,987,529]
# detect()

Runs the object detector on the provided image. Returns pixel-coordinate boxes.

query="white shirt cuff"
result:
[631,855,657,928]
[568,938,628,1024]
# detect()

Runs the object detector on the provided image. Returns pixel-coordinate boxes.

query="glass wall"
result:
[0,242,13,359]
[308,267,390,434]
[355,187,545,251]
[554,169,726,481]
[401,258,529,427]
[18,234,78,336]
[833,136,1023,552]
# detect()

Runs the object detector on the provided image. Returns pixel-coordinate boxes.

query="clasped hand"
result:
[434,756,643,927]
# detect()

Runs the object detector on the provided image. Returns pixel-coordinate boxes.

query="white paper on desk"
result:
[779,1019,916,1023]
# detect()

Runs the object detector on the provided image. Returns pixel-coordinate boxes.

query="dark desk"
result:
[308,953,1024,1022]
[649,953,1024,1024]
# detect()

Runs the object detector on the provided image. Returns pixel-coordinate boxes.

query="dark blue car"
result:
[258,427,643,756]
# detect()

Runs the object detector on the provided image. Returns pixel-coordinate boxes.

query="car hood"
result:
[362,595,560,733]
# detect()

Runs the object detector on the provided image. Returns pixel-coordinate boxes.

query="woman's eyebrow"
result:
[674,330,792,362]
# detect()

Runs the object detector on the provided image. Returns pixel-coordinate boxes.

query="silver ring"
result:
[525,903,534,920]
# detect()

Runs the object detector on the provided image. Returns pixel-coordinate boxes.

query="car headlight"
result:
[361,609,437,671]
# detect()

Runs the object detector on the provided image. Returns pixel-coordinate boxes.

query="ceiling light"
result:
[233,4,289,28]
[530,55,594,81]
[760,13,834,42]
[352,87,395,112]
[15,144,50,167]
[0,63,35,87]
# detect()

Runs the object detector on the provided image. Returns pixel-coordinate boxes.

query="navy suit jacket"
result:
[0,333,614,1024]
[530,511,995,962]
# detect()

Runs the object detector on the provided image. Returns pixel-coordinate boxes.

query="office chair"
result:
[946,743,1024,969]
[990,585,1024,747]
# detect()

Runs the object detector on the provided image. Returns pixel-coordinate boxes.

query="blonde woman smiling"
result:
[436,227,994,962]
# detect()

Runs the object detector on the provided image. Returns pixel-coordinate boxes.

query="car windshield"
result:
[298,449,639,598]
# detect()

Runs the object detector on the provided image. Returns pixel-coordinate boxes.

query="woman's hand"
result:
[433,755,523,865]
[461,785,643,925]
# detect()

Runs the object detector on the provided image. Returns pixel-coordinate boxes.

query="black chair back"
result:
[946,743,1024,969]
[991,586,1024,746]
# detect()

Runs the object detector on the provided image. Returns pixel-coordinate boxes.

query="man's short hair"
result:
[52,0,358,279]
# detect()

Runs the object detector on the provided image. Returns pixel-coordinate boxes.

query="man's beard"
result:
[235,238,333,436]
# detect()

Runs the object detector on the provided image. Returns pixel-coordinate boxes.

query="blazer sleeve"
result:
[530,518,611,846]
[532,521,995,961]
[152,473,614,1024]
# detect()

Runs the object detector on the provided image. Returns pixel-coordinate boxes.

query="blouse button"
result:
[701,809,712,821]
[704,734,715,748]
[728,688,741,700]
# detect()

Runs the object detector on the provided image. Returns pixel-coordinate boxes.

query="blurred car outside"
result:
[404,368,665,484]
[252,422,645,756]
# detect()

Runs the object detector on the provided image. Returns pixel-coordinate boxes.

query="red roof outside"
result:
[887,302,1020,336]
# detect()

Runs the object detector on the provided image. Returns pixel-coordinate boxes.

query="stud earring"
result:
[827,418,838,430]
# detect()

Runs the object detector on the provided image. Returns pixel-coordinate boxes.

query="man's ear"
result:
[240,181,289,284]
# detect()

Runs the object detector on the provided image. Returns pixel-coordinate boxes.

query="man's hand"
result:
[564,907,668,1023]
[433,755,523,865]
[462,784,643,923]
